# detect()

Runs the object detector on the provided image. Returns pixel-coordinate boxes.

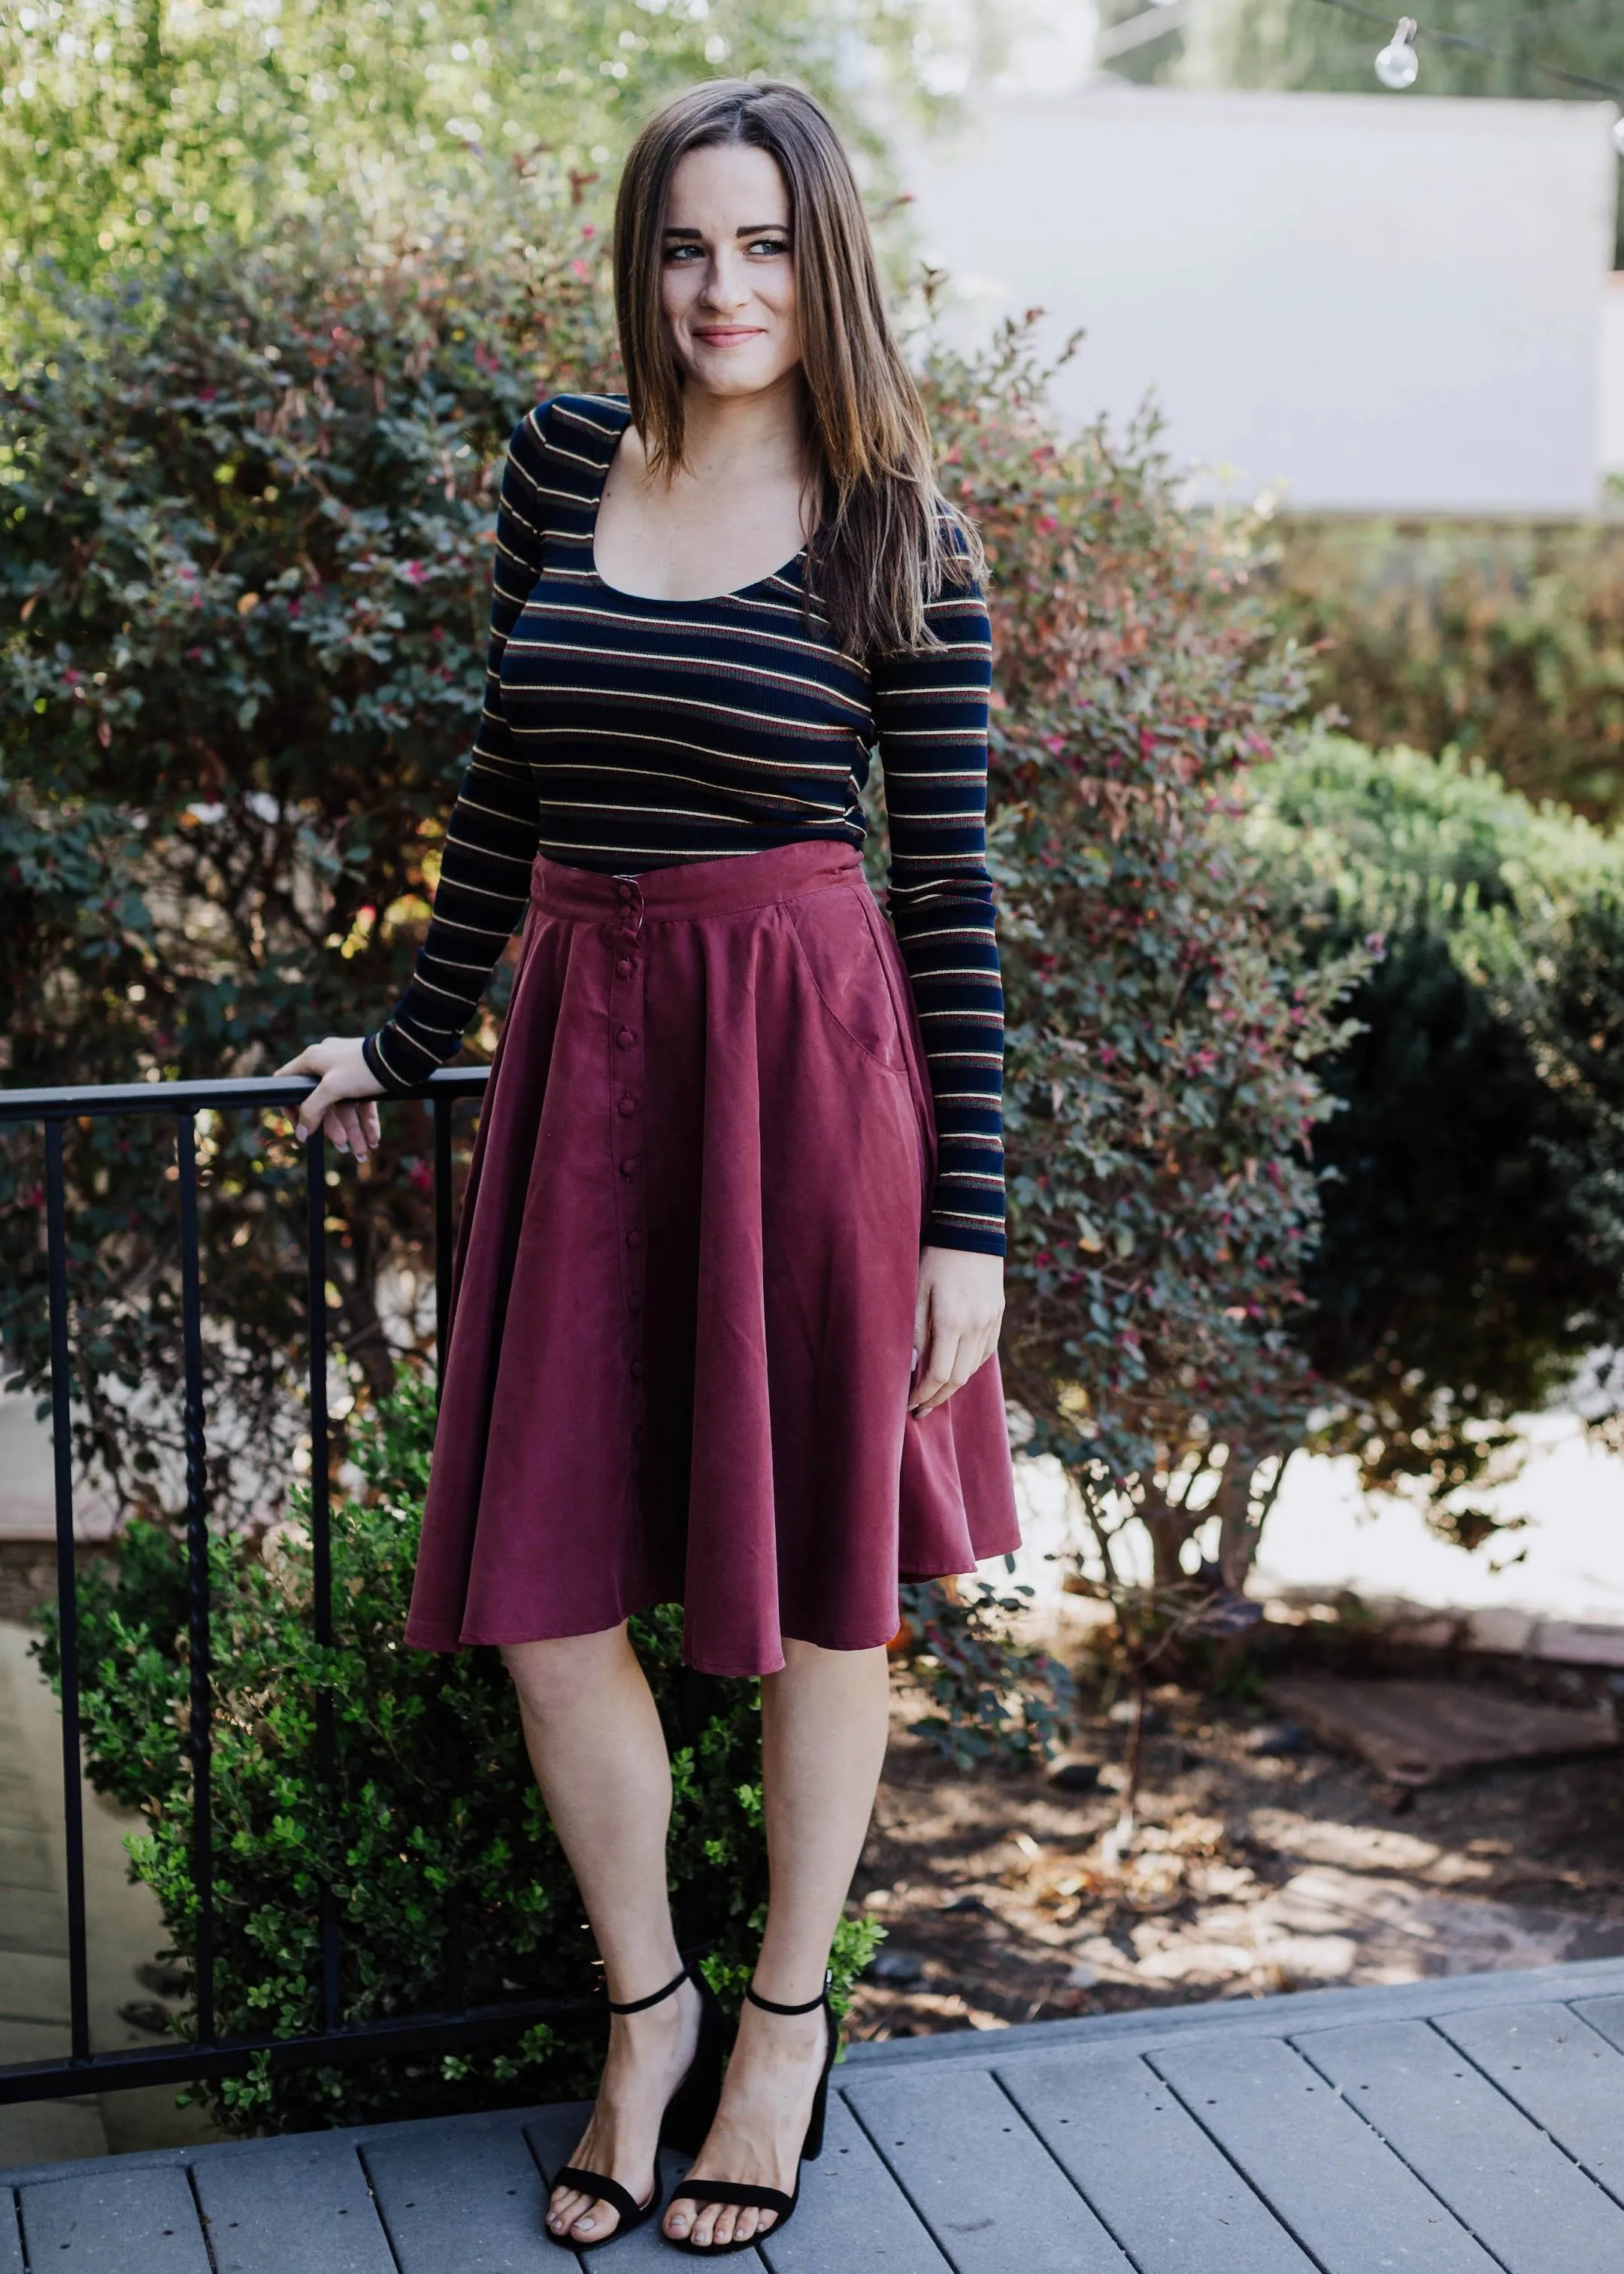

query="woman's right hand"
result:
[274,1036,386,1163]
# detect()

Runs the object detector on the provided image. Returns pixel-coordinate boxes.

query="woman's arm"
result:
[277,404,556,1154]
[871,565,1006,1258]
[872,549,1007,1412]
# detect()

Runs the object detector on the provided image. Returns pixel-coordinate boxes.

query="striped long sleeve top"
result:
[363,392,1005,1254]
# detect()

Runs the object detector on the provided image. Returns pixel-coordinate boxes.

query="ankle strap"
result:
[606,1962,688,2016]
[745,1969,831,2017]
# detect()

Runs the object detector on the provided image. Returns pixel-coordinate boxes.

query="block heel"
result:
[545,1959,725,2254]
[664,1974,838,2256]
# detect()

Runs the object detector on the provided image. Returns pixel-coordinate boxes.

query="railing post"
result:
[175,1113,215,2045]
[305,1126,342,2033]
[0,1069,499,2111]
[44,1118,90,2066]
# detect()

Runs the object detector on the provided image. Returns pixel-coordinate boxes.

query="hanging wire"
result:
[1304,0,1624,102]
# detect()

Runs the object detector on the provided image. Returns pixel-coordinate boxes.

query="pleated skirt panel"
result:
[404,837,1020,1678]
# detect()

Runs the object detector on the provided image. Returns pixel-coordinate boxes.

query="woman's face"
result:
[659,141,801,402]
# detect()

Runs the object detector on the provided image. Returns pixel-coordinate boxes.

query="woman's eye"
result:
[747,236,790,256]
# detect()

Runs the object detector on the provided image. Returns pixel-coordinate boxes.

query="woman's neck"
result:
[674,369,807,488]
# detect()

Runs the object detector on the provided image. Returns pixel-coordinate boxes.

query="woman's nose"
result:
[698,252,751,311]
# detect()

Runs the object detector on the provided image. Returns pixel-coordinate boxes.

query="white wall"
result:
[900,86,1619,513]
[1602,273,1624,477]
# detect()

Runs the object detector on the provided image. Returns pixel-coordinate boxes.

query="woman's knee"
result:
[501,1625,630,1718]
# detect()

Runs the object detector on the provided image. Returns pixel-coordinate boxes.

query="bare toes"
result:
[547,2188,583,2234]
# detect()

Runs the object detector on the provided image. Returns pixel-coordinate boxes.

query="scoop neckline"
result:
[586,406,810,608]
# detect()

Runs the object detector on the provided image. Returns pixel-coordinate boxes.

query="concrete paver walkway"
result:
[6,1956,1624,2270]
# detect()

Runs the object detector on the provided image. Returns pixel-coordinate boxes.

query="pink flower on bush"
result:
[400,560,427,586]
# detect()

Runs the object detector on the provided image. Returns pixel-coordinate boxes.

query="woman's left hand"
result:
[910,1248,1004,1417]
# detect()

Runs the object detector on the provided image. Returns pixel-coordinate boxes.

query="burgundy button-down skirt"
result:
[404,837,1020,1677]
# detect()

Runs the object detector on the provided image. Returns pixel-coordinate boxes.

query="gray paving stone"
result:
[191,2132,397,2274]
[845,2063,1129,2273]
[1437,2001,1624,2204]
[0,1887,67,1957]
[0,1948,68,2026]
[20,2163,211,2272]
[1302,2016,1624,2273]
[0,2192,23,2274]
[763,2088,951,2274]
[998,2046,1316,2274]
[525,2101,675,2264]
[1577,1994,1624,2056]
[845,1955,1624,2075]
[365,2111,553,2273]
[1150,2029,1495,2272]
[0,1827,53,1892]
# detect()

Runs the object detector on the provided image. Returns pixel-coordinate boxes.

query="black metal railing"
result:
[0,1069,597,2107]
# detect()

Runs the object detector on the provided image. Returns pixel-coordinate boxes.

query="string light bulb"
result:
[1374,17,1419,89]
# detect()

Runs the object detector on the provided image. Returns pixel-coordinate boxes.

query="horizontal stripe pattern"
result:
[365,393,1004,1254]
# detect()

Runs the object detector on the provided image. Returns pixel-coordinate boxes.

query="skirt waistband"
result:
[529,838,865,923]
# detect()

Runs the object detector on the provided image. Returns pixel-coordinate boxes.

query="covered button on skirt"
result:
[404,837,1020,1677]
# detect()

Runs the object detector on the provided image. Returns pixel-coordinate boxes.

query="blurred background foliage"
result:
[1271,520,1624,826]
[0,0,938,324]
[1248,732,1624,1548]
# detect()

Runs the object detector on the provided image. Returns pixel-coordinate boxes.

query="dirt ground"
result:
[844,1671,1624,2044]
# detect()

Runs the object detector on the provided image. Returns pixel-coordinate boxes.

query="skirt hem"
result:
[402,1541,1005,1677]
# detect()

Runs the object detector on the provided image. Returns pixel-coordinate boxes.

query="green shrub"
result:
[35,1378,880,2135]
[1,208,615,1509]
[1248,730,1624,1532]
[1271,520,1624,824]
[895,1572,1075,1770]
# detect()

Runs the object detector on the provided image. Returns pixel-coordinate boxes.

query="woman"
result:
[277,77,1018,2257]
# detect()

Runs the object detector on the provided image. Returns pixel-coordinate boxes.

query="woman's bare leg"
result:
[663,1638,892,2250]
[502,1625,701,2246]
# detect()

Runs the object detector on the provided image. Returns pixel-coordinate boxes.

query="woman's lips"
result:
[692,327,764,345]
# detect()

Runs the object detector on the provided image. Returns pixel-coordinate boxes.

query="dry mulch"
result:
[844,1675,1624,2044]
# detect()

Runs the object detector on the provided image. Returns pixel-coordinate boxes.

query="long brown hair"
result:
[613,78,983,656]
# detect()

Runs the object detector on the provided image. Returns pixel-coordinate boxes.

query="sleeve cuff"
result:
[362,1029,420,1096]
[922,1219,1007,1259]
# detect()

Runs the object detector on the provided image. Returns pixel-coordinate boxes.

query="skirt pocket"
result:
[782,881,911,1078]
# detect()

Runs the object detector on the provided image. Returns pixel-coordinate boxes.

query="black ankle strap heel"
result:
[666,1971,838,2254]
[546,1957,725,2255]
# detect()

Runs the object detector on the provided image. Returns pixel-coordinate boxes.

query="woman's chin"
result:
[683,351,798,401]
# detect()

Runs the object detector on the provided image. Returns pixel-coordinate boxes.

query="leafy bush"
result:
[0,0,929,317]
[893,1572,1075,1770]
[1272,520,1624,825]
[35,1378,880,2134]
[923,333,1365,1605]
[1248,730,1624,1533]
[2,208,614,1509]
